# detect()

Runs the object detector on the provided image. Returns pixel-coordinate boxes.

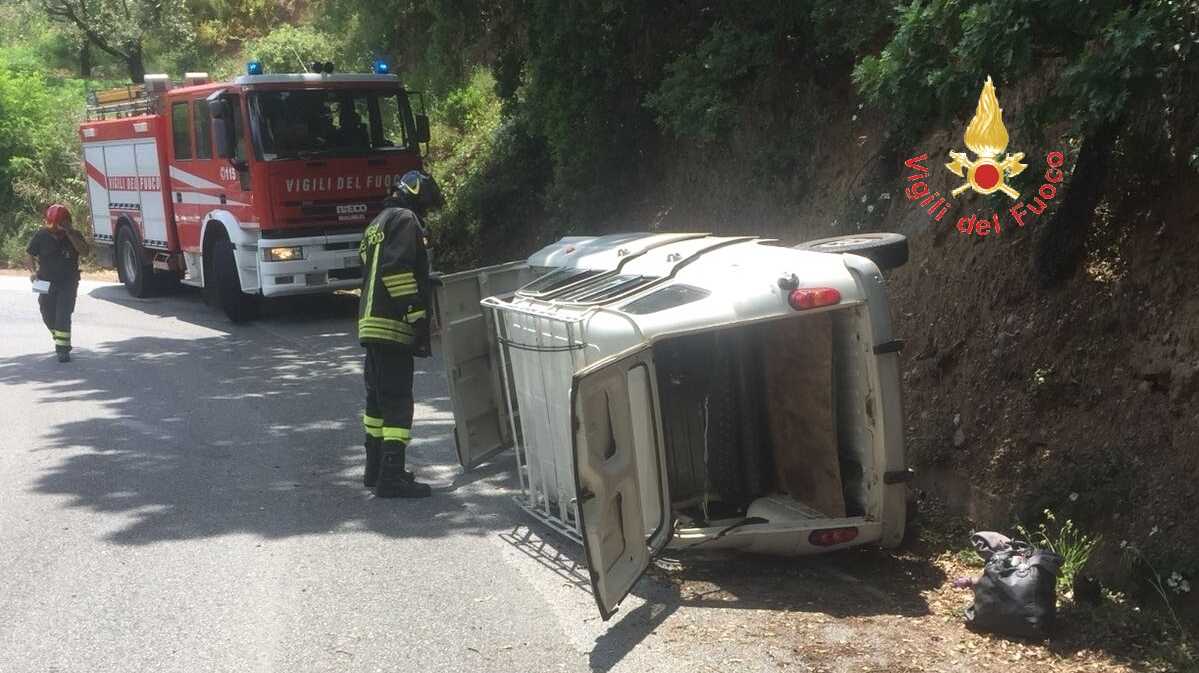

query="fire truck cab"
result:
[80,66,428,321]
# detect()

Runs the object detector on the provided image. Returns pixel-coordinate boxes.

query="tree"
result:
[40,0,187,82]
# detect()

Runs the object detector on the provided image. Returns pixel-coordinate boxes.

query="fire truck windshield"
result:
[248,88,418,160]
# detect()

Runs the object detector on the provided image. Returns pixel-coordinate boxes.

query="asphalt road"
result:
[0,276,836,673]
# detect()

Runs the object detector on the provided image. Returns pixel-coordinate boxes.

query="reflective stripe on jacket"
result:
[358,205,431,348]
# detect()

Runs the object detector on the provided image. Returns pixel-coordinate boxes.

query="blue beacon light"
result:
[373,59,390,75]
[246,60,263,76]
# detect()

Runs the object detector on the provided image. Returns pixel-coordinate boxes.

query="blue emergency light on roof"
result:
[373,59,390,75]
[247,60,263,76]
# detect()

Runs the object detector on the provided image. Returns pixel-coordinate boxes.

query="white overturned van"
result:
[432,232,913,619]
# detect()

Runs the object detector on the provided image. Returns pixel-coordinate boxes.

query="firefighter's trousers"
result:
[363,343,415,449]
[38,280,77,353]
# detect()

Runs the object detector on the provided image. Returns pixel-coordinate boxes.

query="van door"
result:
[433,261,537,469]
[572,345,673,620]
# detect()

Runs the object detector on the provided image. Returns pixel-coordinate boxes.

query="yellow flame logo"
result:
[964,77,1008,158]
[946,76,1026,199]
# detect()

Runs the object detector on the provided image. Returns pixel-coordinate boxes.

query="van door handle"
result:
[175,192,182,203]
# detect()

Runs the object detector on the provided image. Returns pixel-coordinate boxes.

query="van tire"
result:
[795,233,908,270]
[116,225,153,298]
[210,234,259,323]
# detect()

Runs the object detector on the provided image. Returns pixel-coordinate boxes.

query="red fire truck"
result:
[79,63,429,321]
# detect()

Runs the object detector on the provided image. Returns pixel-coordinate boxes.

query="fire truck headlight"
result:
[264,246,304,262]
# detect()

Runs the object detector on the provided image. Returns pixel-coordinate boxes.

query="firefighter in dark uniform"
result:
[359,171,443,498]
[25,204,89,363]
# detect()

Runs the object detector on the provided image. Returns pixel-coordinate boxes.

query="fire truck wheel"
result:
[116,225,153,298]
[211,236,259,322]
[794,233,908,270]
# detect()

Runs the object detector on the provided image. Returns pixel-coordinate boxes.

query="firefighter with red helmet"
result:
[25,204,89,363]
[358,171,443,498]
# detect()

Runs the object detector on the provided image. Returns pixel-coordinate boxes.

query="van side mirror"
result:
[414,113,430,144]
[208,97,237,159]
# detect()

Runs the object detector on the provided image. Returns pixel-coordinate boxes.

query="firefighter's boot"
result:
[375,442,431,499]
[363,435,382,488]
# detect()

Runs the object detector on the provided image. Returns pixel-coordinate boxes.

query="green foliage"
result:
[1121,540,1192,644]
[424,70,551,270]
[241,25,351,75]
[1016,509,1102,596]
[853,0,1199,149]
[40,0,195,81]
[0,49,88,265]
[645,22,773,143]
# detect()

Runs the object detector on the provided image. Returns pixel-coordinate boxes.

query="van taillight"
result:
[809,527,859,546]
[788,287,841,310]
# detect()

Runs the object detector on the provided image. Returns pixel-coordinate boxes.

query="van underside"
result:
[651,306,879,553]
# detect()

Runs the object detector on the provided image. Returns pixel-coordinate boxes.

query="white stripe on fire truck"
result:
[168,166,222,190]
[177,192,248,207]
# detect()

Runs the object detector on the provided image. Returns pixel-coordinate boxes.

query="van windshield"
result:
[248,89,417,160]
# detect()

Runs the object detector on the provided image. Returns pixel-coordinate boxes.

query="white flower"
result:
[1069,492,1079,502]
[860,194,868,203]
[1181,580,1192,594]
[1120,540,1128,549]
[851,114,858,122]
[866,205,875,214]
[1150,525,1160,536]
[1171,571,1183,582]
[879,192,891,201]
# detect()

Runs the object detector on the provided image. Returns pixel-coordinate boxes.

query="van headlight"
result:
[264,246,304,262]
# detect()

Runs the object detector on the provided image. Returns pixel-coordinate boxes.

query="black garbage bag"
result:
[964,531,1063,639]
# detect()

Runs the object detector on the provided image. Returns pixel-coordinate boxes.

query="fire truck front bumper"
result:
[256,232,364,297]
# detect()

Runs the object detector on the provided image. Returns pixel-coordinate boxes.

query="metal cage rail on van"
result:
[482,296,591,543]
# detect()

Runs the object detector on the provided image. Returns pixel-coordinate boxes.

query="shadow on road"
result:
[86,284,363,333]
[0,288,522,548]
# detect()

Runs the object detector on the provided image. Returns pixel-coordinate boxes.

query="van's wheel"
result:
[116,225,153,298]
[210,234,259,323]
[794,233,909,270]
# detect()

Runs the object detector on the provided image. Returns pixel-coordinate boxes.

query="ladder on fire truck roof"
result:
[85,83,155,120]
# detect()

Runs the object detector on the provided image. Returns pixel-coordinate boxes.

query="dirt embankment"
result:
[607,81,1199,603]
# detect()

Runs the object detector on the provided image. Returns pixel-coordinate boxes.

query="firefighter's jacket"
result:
[358,205,430,349]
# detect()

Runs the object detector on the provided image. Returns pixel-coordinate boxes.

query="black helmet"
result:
[391,170,444,214]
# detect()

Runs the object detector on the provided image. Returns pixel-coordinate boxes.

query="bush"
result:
[241,25,353,75]
[424,70,551,271]
[645,22,773,143]
[1017,509,1102,596]
[0,49,89,266]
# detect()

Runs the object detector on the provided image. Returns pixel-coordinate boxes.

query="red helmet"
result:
[44,204,71,226]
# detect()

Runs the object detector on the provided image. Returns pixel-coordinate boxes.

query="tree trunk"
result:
[79,40,92,78]
[1033,124,1116,289]
[125,42,145,83]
